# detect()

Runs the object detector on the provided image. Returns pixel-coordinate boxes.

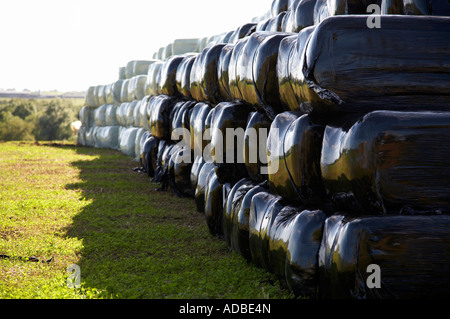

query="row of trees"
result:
[0,98,84,141]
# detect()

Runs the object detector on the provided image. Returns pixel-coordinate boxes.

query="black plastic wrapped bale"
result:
[223,178,250,247]
[192,103,213,159]
[283,114,326,205]
[281,8,293,32]
[266,111,301,202]
[195,162,215,213]
[286,25,316,113]
[313,0,382,24]
[254,32,296,118]
[228,22,257,44]
[169,101,185,135]
[176,55,197,100]
[266,202,325,297]
[236,31,293,118]
[277,35,299,111]
[210,102,253,184]
[271,0,289,16]
[265,12,287,32]
[201,44,226,105]
[244,111,272,182]
[140,133,160,178]
[321,111,450,215]
[216,30,234,44]
[284,208,326,297]
[229,179,266,261]
[191,156,205,192]
[159,54,190,97]
[235,32,272,107]
[217,44,234,102]
[382,0,450,15]
[187,102,204,152]
[249,191,284,272]
[190,51,207,102]
[301,15,450,113]
[168,144,194,197]
[204,169,225,237]
[171,100,196,144]
[289,0,316,32]
[147,61,164,96]
[139,130,152,167]
[182,103,195,149]
[228,36,250,102]
[318,214,450,299]
[149,95,179,141]
[153,141,175,188]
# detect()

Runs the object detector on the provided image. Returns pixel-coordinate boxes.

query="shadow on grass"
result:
[57,144,290,299]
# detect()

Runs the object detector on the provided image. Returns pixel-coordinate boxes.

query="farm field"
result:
[0,141,293,299]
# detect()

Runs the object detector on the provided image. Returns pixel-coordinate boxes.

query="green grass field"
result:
[0,141,294,299]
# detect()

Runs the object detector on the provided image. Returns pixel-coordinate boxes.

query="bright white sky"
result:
[0,0,273,92]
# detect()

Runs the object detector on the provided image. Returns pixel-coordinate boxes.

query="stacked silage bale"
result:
[78,0,450,299]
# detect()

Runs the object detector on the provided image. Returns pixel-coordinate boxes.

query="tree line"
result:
[0,98,84,141]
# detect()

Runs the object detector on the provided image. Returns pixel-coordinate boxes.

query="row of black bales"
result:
[118,0,450,299]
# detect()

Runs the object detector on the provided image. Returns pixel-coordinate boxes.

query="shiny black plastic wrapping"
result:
[187,102,203,151]
[278,26,316,113]
[204,169,225,237]
[190,102,212,157]
[168,144,194,197]
[244,111,272,182]
[265,12,287,32]
[249,191,284,272]
[171,100,196,143]
[159,54,190,97]
[182,104,194,148]
[321,111,450,215]
[223,178,249,247]
[228,36,250,102]
[153,140,174,187]
[189,50,207,102]
[249,189,326,297]
[382,0,450,15]
[235,32,274,106]
[176,55,197,100]
[189,44,226,104]
[283,114,326,205]
[283,208,325,297]
[318,214,450,299]
[271,0,289,16]
[252,32,293,117]
[313,0,381,24]
[147,61,164,96]
[287,0,316,32]
[266,111,301,201]
[256,18,271,32]
[195,162,216,213]
[190,156,205,193]
[139,132,160,178]
[138,130,152,167]
[225,179,266,261]
[148,95,179,141]
[210,102,253,184]
[202,44,226,105]
[217,44,234,102]
[231,31,293,118]
[300,15,450,113]
[277,35,300,111]
[228,22,257,44]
